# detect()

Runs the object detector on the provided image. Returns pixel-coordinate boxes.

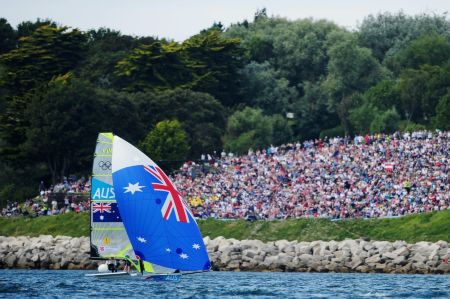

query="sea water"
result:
[0,270,449,298]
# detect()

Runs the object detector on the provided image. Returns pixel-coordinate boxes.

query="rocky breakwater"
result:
[0,235,97,270]
[205,237,450,274]
[1,235,450,274]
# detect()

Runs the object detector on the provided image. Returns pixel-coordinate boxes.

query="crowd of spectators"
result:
[1,176,90,217]
[175,131,450,220]
[2,130,449,221]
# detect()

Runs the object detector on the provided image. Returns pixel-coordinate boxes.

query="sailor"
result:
[136,255,144,275]
[124,256,131,273]
[106,257,117,273]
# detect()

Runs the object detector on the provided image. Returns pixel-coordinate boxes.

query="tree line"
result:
[0,10,449,204]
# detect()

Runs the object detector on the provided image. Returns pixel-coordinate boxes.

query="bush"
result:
[397,121,427,132]
[319,126,345,139]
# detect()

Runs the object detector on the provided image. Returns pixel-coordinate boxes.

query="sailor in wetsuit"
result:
[106,257,117,273]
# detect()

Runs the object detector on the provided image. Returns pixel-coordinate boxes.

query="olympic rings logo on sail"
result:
[98,161,112,170]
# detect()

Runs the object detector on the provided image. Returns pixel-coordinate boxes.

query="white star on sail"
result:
[137,236,147,243]
[166,248,171,252]
[124,182,145,195]
[192,243,200,250]
[179,253,189,259]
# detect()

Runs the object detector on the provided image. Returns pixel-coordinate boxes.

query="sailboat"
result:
[86,133,210,280]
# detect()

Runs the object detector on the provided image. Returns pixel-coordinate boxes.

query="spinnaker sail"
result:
[111,136,211,272]
[90,133,135,260]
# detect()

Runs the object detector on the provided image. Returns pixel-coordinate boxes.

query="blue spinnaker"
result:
[112,136,210,271]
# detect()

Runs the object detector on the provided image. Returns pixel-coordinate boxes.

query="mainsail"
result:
[111,136,211,272]
[90,133,135,260]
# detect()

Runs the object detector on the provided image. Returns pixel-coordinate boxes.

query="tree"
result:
[370,107,401,134]
[358,12,450,63]
[115,31,244,106]
[434,93,450,130]
[397,33,450,70]
[270,114,293,145]
[223,107,273,154]
[23,76,104,183]
[398,63,450,123]
[140,120,190,163]
[16,19,57,38]
[291,80,339,140]
[271,19,339,86]
[324,30,387,133]
[349,103,380,135]
[0,25,86,94]
[239,61,298,114]
[362,80,401,112]
[131,89,226,158]
[223,107,292,153]
[0,18,16,53]
[0,25,87,160]
[226,17,339,87]
[115,41,191,92]
[75,28,145,88]
[182,30,244,106]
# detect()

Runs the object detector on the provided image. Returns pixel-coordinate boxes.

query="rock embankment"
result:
[1,235,449,274]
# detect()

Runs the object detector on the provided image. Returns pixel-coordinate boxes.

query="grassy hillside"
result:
[1,210,449,243]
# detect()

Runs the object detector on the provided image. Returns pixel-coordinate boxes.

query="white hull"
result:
[85,271,139,279]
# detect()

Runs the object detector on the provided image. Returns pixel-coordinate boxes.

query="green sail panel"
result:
[90,133,135,260]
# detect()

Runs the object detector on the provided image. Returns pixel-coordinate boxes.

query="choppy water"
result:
[0,270,449,298]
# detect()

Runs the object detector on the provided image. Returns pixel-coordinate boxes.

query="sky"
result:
[2,0,450,41]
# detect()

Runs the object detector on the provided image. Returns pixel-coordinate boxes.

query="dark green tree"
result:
[434,92,450,130]
[370,107,401,133]
[363,80,401,112]
[270,114,294,145]
[16,18,57,38]
[76,28,147,88]
[397,33,450,69]
[292,80,339,140]
[324,30,387,133]
[23,76,103,183]
[398,63,450,122]
[0,25,86,94]
[0,25,87,160]
[115,41,191,92]
[132,89,226,158]
[239,61,298,114]
[0,18,16,53]
[349,103,380,135]
[182,30,244,106]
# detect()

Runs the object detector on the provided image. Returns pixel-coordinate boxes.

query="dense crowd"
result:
[2,130,449,221]
[1,176,90,217]
[175,131,450,220]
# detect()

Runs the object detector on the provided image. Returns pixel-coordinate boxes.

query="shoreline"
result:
[1,236,449,274]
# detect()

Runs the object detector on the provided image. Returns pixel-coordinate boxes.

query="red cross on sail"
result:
[143,165,192,223]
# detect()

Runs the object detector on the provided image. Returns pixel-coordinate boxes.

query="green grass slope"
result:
[0,210,449,243]
[0,212,89,237]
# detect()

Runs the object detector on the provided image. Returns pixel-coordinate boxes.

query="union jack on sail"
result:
[144,165,193,223]
[92,202,112,213]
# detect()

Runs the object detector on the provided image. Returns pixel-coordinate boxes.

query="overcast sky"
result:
[2,0,450,41]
